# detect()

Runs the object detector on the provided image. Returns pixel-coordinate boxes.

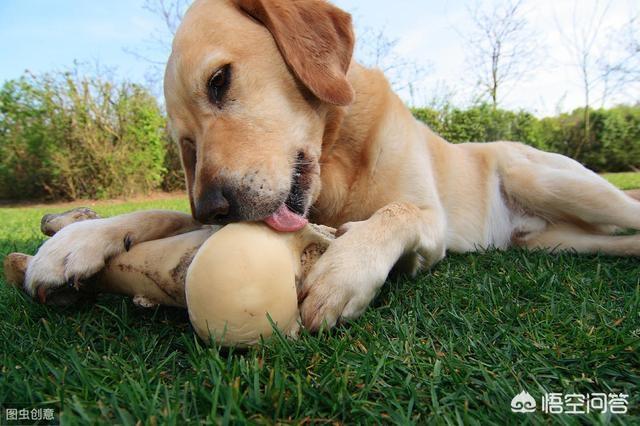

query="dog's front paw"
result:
[299,224,388,331]
[25,219,125,302]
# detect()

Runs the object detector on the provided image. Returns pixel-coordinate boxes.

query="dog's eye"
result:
[207,65,231,105]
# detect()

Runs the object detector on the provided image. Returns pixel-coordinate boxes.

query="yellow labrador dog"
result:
[25,0,640,330]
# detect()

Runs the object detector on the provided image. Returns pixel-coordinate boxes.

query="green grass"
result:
[1,197,639,424]
[602,172,640,190]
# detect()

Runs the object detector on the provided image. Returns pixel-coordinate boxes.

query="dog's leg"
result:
[25,210,203,299]
[299,202,446,331]
[501,145,640,231]
[516,223,640,256]
[40,207,101,236]
[625,189,640,202]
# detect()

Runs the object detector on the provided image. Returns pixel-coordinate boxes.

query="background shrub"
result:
[0,71,172,200]
[413,105,548,150]
[161,133,186,192]
[0,69,638,202]
[413,104,640,172]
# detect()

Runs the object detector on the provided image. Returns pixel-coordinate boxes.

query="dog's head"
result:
[164,0,355,231]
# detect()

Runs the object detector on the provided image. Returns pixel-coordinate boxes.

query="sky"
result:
[0,0,637,117]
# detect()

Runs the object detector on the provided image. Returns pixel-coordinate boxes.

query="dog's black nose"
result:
[194,187,233,224]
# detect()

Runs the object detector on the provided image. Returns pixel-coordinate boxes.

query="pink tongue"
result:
[264,204,308,232]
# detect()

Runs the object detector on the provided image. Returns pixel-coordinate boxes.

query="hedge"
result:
[0,70,638,201]
[412,104,640,172]
[0,71,181,200]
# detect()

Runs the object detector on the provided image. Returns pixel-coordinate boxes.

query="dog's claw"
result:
[124,234,133,251]
[67,276,81,290]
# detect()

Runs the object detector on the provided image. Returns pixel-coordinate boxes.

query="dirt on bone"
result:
[170,248,198,291]
[102,262,186,307]
[297,243,328,289]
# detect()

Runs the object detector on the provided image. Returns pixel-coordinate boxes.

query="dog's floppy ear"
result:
[235,0,355,106]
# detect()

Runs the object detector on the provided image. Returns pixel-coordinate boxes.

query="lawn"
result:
[0,195,639,424]
[602,172,640,191]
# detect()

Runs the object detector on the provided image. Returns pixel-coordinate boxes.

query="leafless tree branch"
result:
[355,26,432,106]
[555,0,612,158]
[599,13,640,103]
[125,0,191,94]
[462,0,542,108]
[142,0,189,36]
